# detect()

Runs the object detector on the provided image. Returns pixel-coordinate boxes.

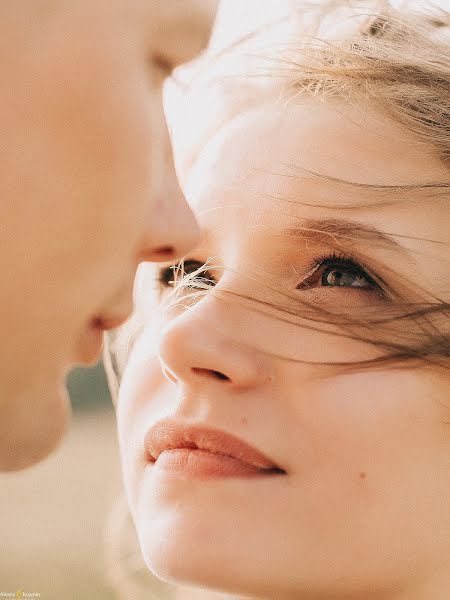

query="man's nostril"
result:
[191,367,230,381]
[152,246,176,259]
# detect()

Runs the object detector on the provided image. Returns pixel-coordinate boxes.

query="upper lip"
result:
[144,418,284,472]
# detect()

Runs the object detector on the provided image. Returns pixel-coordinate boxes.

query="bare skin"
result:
[0,0,217,471]
[117,101,450,600]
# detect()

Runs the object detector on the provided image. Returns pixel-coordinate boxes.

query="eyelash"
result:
[156,260,215,289]
[297,252,386,298]
[156,252,385,297]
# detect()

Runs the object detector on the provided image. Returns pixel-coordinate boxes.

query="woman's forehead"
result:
[184,102,449,287]
[185,101,449,211]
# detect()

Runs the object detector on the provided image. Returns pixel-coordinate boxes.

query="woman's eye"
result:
[297,255,382,293]
[157,260,216,290]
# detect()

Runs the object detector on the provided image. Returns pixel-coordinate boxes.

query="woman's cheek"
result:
[289,368,445,489]
[117,352,171,509]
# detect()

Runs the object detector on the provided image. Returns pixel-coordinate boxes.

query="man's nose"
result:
[157,299,268,391]
[137,110,200,264]
[139,192,200,263]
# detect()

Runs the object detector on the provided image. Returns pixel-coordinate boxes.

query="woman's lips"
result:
[144,418,286,480]
[153,448,283,479]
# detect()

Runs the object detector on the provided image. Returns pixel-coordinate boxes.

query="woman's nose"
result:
[157,301,266,391]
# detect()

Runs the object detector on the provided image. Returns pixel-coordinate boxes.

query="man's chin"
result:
[0,382,72,472]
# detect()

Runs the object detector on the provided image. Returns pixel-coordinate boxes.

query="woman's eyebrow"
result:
[282,218,417,263]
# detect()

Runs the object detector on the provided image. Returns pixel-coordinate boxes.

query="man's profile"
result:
[0,0,217,472]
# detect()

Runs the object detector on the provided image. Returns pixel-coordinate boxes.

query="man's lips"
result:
[74,314,129,366]
[144,417,286,474]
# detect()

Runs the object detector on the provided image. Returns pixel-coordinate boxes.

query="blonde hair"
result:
[279,1,450,165]
[104,2,449,599]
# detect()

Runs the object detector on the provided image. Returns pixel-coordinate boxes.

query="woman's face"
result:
[116,101,450,599]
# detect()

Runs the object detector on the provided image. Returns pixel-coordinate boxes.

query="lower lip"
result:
[151,449,283,480]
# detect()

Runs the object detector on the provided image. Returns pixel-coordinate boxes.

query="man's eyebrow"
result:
[281,218,417,262]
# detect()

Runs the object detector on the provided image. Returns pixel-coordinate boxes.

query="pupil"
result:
[325,269,345,286]
[324,268,359,287]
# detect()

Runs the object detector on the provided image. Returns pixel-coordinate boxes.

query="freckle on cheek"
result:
[358,472,367,480]
[240,417,248,425]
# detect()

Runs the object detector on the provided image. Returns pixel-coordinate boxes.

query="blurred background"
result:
[0,363,125,599]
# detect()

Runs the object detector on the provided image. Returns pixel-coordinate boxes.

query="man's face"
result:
[0,0,217,471]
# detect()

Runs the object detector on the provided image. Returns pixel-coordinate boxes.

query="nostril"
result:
[191,367,230,382]
[152,246,175,259]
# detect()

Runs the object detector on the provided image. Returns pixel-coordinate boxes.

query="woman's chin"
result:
[136,511,234,591]
[139,529,278,600]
